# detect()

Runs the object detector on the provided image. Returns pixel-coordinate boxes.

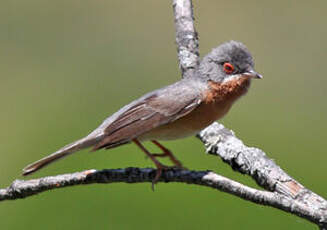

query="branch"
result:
[172,0,199,78]
[1,167,326,227]
[1,1,326,229]
[172,0,327,229]
[197,123,327,228]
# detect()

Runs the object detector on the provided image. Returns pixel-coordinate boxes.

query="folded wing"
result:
[93,82,203,150]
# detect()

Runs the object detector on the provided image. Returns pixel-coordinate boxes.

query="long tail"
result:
[22,134,101,176]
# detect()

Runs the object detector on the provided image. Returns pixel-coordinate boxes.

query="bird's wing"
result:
[93,81,204,150]
[22,80,206,176]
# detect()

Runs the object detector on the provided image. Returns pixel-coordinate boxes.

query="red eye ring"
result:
[223,62,234,74]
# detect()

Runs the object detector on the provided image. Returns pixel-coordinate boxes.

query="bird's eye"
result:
[223,62,234,74]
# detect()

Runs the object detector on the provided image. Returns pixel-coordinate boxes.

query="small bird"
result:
[22,41,262,185]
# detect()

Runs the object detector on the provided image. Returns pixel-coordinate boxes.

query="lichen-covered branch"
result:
[0,1,326,230]
[1,167,326,227]
[173,0,327,229]
[197,123,327,228]
[172,0,199,78]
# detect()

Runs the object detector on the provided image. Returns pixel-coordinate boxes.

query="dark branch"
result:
[1,167,326,227]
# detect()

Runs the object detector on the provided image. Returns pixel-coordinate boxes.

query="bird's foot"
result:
[151,161,170,191]
[151,140,186,169]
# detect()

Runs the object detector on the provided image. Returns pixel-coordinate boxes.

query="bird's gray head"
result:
[198,41,262,83]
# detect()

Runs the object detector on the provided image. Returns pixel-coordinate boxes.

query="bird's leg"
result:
[133,139,168,190]
[151,140,184,169]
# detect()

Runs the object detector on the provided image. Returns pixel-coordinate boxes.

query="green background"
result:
[1,1,326,229]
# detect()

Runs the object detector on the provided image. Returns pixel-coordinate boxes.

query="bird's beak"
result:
[244,70,263,79]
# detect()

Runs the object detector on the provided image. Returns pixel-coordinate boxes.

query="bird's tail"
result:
[22,134,101,176]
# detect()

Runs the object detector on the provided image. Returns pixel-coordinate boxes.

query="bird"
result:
[22,40,262,186]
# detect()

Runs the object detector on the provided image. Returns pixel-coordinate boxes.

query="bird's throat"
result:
[205,76,251,104]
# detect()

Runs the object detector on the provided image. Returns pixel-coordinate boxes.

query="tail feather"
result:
[22,135,100,176]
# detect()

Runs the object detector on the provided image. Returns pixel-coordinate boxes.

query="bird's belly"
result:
[138,100,233,141]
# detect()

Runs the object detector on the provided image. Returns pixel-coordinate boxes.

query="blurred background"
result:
[1,0,326,229]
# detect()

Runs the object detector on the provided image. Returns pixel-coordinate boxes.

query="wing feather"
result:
[93,85,202,150]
